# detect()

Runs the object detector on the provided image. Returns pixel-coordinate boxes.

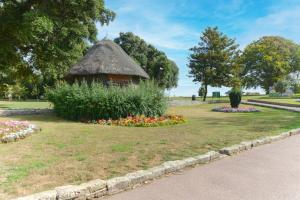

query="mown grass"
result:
[0,101,52,110]
[253,98,300,105]
[0,104,299,198]
[0,95,298,110]
[170,95,263,101]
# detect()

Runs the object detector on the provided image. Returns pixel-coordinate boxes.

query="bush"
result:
[274,81,288,94]
[192,95,196,101]
[229,88,242,108]
[293,84,300,94]
[46,81,167,121]
[269,92,281,97]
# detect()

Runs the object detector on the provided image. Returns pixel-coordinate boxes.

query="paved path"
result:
[104,135,300,200]
[243,101,300,112]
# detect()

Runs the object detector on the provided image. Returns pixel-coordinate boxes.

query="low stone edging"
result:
[219,129,300,155]
[1,124,39,143]
[0,109,53,117]
[13,128,300,200]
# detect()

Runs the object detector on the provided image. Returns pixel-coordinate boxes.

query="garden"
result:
[0,81,298,198]
[1,102,300,198]
[1,1,300,199]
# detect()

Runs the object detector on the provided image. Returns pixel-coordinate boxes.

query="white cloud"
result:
[97,0,198,50]
[238,6,300,48]
[97,0,300,96]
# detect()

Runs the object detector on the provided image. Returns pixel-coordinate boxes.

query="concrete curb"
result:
[219,128,300,156]
[12,128,300,200]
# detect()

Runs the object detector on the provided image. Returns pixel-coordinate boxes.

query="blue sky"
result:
[97,0,300,96]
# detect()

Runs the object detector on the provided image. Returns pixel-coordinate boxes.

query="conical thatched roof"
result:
[68,40,149,79]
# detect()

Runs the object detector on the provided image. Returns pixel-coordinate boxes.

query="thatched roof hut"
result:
[66,39,149,85]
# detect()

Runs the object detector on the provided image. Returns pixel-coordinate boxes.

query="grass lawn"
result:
[0,104,300,198]
[0,101,52,110]
[169,95,263,101]
[253,98,300,105]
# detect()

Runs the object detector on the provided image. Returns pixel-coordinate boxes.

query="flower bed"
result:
[212,106,260,113]
[0,120,37,143]
[89,115,186,127]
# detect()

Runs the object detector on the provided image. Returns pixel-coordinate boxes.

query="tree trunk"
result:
[203,84,208,102]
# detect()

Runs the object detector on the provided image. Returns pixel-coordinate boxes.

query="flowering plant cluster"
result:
[90,115,186,127]
[0,120,31,139]
[212,106,260,113]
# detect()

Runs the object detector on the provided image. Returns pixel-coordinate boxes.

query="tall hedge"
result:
[46,81,167,120]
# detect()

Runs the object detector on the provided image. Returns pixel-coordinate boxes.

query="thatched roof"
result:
[67,39,149,79]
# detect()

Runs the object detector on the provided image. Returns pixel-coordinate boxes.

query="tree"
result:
[188,27,239,101]
[242,36,300,94]
[12,83,27,100]
[287,72,300,94]
[291,45,300,72]
[198,87,205,97]
[0,0,115,92]
[114,32,179,89]
[293,84,300,93]
[274,81,288,95]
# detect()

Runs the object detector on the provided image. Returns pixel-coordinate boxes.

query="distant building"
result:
[66,39,149,85]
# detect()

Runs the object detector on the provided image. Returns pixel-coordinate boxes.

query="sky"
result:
[97,0,300,96]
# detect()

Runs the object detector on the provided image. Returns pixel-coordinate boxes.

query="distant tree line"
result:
[114,32,179,90]
[1,1,299,100]
[188,27,300,101]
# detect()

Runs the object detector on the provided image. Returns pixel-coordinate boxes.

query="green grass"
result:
[170,95,263,101]
[0,104,300,198]
[253,98,300,105]
[0,94,298,110]
[0,100,52,110]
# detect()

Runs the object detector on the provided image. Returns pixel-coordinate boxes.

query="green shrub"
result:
[293,84,300,93]
[46,81,167,121]
[274,81,288,94]
[229,88,242,108]
[269,92,281,97]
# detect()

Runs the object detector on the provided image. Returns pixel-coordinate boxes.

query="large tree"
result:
[188,27,239,101]
[114,32,178,89]
[242,36,300,94]
[0,0,115,96]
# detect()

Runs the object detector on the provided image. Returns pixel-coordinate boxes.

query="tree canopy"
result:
[0,0,115,97]
[242,36,300,94]
[188,27,239,101]
[114,32,179,89]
